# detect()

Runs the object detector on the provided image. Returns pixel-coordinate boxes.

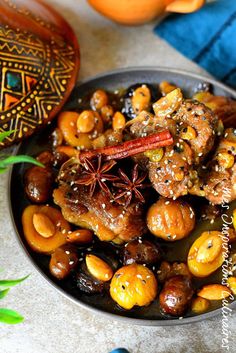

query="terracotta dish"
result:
[0,0,79,148]
[88,0,205,25]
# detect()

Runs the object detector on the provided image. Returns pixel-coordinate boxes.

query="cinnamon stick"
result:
[79,130,173,162]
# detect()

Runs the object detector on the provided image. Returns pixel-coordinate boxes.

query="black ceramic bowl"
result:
[9,67,236,326]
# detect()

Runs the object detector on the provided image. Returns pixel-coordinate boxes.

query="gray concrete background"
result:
[0,0,235,352]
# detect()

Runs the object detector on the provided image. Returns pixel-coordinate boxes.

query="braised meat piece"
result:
[54,185,146,243]
[174,100,218,163]
[148,139,194,198]
[53,161,147,243]
[194,91,236,128]
[128,90,218,199]
[203,128,236,204]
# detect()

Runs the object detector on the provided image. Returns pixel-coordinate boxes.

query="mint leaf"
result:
[0,275,29,289]
[0,289,10,299]
[0,130,15,143]
[0,155,44,168]
[0,308,24,324]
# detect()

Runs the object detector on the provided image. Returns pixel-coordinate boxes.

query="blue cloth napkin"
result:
[154,0,236,88]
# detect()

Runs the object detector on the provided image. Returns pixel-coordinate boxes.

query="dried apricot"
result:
[22,205,70,253]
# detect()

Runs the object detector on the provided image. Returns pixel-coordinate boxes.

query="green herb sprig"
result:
[0,130,44,173]
[0,275,29,324]
[0,130,42,324]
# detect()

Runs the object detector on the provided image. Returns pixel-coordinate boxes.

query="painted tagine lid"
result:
[0,0,80,148]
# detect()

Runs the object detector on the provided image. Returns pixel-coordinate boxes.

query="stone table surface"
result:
[0,1,235,352]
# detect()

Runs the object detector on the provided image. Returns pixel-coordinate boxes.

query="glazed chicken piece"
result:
[203,128,236,204]
[53,163,147,243]
[129,89,218,199]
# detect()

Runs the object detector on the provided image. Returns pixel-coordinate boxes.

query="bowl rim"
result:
[8,66,236,326]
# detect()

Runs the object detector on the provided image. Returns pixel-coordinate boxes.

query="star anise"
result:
[113,164,148,207]
[75,155,118,196]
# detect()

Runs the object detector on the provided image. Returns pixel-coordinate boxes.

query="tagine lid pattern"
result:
[0,0,80,148]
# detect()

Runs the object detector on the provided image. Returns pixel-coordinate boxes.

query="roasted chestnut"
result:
[110,263,158,309]
[147,198,195,241]
[76,262,105,294]
[49,244,78,280]
[200,203,221,222]
[52,151,69,168]
[159,275,194,316]
[36,150,68,169]
[36,151,54,167]
[24,166,54,203]
[157,261,191,283]
[123,239,161,265]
